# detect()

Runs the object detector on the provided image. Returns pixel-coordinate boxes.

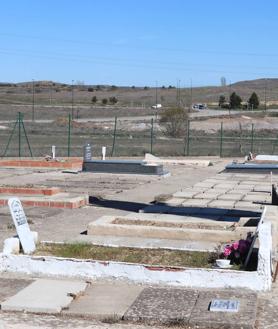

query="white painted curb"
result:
[0,224,272,291]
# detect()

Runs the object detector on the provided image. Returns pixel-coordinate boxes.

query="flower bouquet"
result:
[221,238,252,266]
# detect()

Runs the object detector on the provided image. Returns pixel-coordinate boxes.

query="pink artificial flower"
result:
[232,241,239,250]
[223,245,232,257]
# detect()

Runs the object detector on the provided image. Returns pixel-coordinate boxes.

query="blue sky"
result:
[1,0,278,86]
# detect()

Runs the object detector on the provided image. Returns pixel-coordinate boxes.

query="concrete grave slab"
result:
[182,199,211,207]
[0,278,33,303]
[208,200,236,209]
[64,283,143,319]
[124,287,198,324]
[193,182,216,189]
[217,193,244,201]
[164,197,184,206]
[189,290,257,329]
[193,192,222,199]
[209,188,233,194]
[253,185,272,193]
[213,183,238,189]
[1,279,87,313]
[233,184,255,191]
[173,190,198,198]
[87,215,255,243]
[234,201,262,211]
[243,193,270,203]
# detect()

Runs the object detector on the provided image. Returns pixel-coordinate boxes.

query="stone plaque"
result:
[83,143,92,161]
[8,198,36,254]
[210,299,240,313]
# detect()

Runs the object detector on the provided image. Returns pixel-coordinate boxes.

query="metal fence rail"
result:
[1,113,278,158]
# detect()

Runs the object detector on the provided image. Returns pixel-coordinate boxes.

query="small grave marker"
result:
[210,299,240,313]
[8,198,36,254]
[83,143,92,161]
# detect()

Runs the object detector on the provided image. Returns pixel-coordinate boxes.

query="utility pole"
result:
[50,82,53,105]
[264,78,267,114]
[71,80,74,118]
[32,79,35,122]
[190,78,192,111]
[229,81,232,116]
[155,81,158,106]
[176,79,181,106]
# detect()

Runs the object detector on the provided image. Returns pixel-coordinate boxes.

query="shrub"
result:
[91,96,97,104]
[102,98,108,105]
[218,95,226,107]
[109,96,118,104]
[160,107,188,137]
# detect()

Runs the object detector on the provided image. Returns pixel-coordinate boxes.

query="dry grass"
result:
[36,243,217,268]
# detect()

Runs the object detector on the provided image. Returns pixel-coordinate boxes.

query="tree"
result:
[218,95,226,107]
[159,107,188,137]
[91,96,97,104]
[110,85,117,91]
[230,92,242,109]
[248,92,259,109]
[102,98,108,105]
[109,96,118,104]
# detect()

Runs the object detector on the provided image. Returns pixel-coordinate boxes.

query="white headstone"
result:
[102,146,106,160]
[210,299,240,313]
[8,198,36,254]
[51,145,56,159]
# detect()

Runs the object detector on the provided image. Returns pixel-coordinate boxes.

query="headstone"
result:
[83,143,92,161]
[8,198,36,254]
[51,145,56,159]
[102,146,106,160]
[210,299,240,313]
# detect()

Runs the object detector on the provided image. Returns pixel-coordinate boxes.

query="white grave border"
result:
[0,208,272,291]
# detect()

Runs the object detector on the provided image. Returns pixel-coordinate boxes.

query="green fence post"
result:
[21,114,33,157]
[220,122,223,157]
[67,114,71,157]
[18,112,21,157]
[150,118,154,154]
[186,120,190,156]
[111,116,117,157]
[251,123,254,153]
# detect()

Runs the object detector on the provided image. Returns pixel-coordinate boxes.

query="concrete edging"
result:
[0,222,271,292]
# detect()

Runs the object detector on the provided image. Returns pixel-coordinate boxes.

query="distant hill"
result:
[0,78,278,106]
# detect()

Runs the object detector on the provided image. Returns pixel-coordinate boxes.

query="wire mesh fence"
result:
[1,112,278,158]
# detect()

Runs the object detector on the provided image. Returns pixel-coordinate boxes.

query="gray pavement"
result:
[0,277,263,329]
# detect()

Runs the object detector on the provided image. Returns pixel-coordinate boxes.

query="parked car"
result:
[192,103,207,110]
